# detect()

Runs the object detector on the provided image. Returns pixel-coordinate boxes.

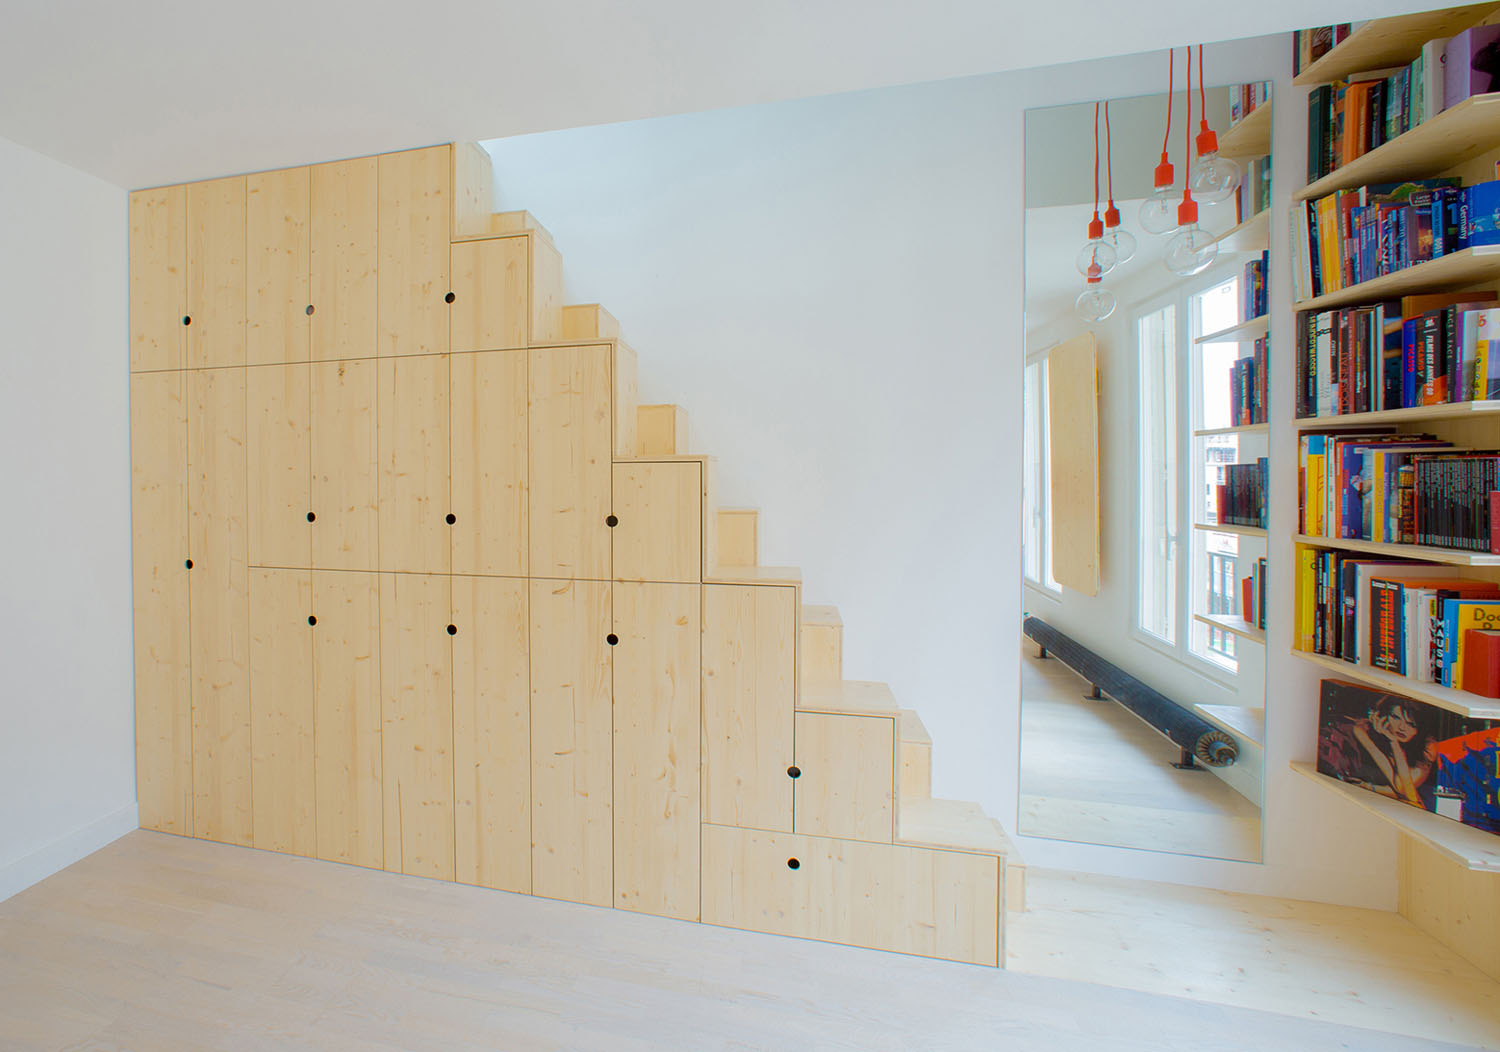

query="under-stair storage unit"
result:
[127,141,1017,969]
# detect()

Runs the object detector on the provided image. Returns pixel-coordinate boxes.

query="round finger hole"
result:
[606,633,619,646]
[787,858,801,870]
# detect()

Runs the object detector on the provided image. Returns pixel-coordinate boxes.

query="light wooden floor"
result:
[1019,643,1262,860]
[0,832,1490,1051]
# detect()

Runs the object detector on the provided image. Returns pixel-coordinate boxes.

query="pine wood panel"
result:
[310,157,378,362]
[613,342,639,457]
[635,404,686,456]
[450,141,495,239]
[1398,834,1500,982]
[450,236,528,352]
[310,359,378,570]
[312,570,383,869]
[715,509,758,568]
[612,461,703,583]
[185,176,247,369]
[450,350,527,577]
[530,231,564,344]
[528,345,611,580]
[702,584,795,833]
[799,613,842,686]
[187,367,252,846]
[1047,331,1099,596]
[246,167,310,366]
[246,363,311,568]
[701,824,1000,966]
[377,146,450,357]
[130,371,192,834]
[529,578,612,907]
[377,354,450,573]
[613,582,701,920]
[793,712,895,843]
[248,568,315,857]
[128,186,186,372]
[379,572,455,881]
[451,575,530,893]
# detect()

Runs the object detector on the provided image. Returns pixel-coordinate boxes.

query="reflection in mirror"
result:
[1019,78,1271,862]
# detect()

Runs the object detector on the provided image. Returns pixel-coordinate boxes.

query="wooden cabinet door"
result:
[377,146,450,358]
[247,167,310,366]
[793,712,895,843]
[529,578,612,906]
[702,584,795,833]
[129,187,186,372]
[379,572,454,880]
[310,359,378,570]
[313,570,383,869]
[450,350,527,577]
[529,344,612,580]
[612,460,703,583]
[187,367,252,846]
[248,568,315,857]
[310,157,378,362]
[377,354,450,573]
[613,581,701,920]
[452,575,530,893]
[247,363,311,568]
[131,371,192,834]
[450,236,527,352]
[186,176,247,368]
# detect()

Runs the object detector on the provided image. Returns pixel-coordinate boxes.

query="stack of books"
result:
[1215,459,1268,528]
[1241,252,1269,321]
[1237,155,1272,225]
[1230,81,1271,124]
[1230,338,1269,426]
[1241,557,1269,630]
[1292,24,1354,78]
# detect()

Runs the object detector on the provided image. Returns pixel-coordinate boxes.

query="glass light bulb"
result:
[1075,284,1117,322]
[1165,223,1219,277]
[1139,188,1179,235]
[1104,225,1137,265]
[1188,152,1241,204]
[1075,238,1118,277]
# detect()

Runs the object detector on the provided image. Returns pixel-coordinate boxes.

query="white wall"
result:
[0,133,136,901]
[485,34,1403,908]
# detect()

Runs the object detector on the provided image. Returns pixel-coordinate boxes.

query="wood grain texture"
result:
[450,350,527,577]
[450,141,495,239]
[312,570,383,869]
[128,186,186,372]
[130,371,192,834]
[794,711,896,844]
[612,460,703,583]
[377,354,450,574]
[636,404,686,456]
[1047,333,1099,594]
[702,584,795,832]
[529,230,564,344]
[379,572,455,881]
[560,304,620,341]
[310,359,378,570]
[701,824,1000,966]
[799,610,842,686]
[452,575,531,894]
[187,367,252,846]
[1398,834,1500,982]
[309,157,378,362]
[715,509,758,568]
[248,568,316,857]
[528,344,611,580]
[529,578,613,907]
[185,176,247,368]
[614,342,639,457]
[246,166,310,366]
[246,363,311,568]
[450,236,527,352]
[377,146,450,357]
[613,582,701,920]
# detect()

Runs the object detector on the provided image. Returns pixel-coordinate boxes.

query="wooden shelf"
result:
[1290,648,1500,719]
[1196,315,1269,345]
[1293,246,1500,311]
[1192,703,1265,746]
[1194,521,1267,537]
[1193,611,1265,643]
[1293,533,1500,566]
[1194,423,1269,437]
[1216,101,1272,160]
[1294,400,1500,428]
[1295,93,1500,202]
[1292,5,1500,86]
[1291,762,1500,872]
[1214,209,1270,254]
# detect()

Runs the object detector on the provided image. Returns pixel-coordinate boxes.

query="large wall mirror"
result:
[1020,76,1271,862]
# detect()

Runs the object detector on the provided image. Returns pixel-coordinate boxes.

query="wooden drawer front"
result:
[793,712,895,843]
[701,824,999,966]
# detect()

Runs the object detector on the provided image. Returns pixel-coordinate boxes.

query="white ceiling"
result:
[1,0,1419,190]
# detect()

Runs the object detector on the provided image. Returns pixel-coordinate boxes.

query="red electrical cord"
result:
[1198,44,1206,119]
[1105,100,1113,207]
[1161,50,1174,156]
[1093,101,1101,221]
[1184,46,1193,191]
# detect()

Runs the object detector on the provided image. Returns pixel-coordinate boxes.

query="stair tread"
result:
[798,680,897,717]
[453,210,556,245]
[706,566,801,586]
[801,604,842,627]
[899,709,930,746]
[614,454,715,464]
[898,798,1019,860]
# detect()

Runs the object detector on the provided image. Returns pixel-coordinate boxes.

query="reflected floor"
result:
[1018,643,1261,860]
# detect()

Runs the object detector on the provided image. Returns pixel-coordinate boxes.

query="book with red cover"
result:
[1491,491,1500,554]
[1462,629,1500,699]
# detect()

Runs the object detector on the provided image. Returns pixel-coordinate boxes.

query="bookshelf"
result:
[1292,246,1500,311]
[1294,400,1500,428]
[1194,521,1266,537]
[1196,315,1269,344]
[1193,611,1265,644]
[1292,534,1500,566]
[1195,423,1268,437]
[1194,703,1266,745]
[1214,208,1270,255]
[1291,762,1500,871]
[1291,3,1500,86]
[1292,649,1500,719]
[1216,101,1272,160]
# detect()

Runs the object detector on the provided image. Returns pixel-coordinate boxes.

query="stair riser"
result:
[799,623,842,685]
[637,404,687,456]
[560,304,621,341]
[716,509,758,568]
[900,741,931,801]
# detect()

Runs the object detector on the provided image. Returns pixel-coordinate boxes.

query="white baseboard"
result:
[0,803,139,903]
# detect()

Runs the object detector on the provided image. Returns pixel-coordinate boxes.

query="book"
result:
[1467,180,1500,248]
[1443,27,1500,110]
[1461,629,1500,698]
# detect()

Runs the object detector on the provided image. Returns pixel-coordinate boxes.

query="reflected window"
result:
[1023,357,1060,592]
[1137,304,1177,643]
